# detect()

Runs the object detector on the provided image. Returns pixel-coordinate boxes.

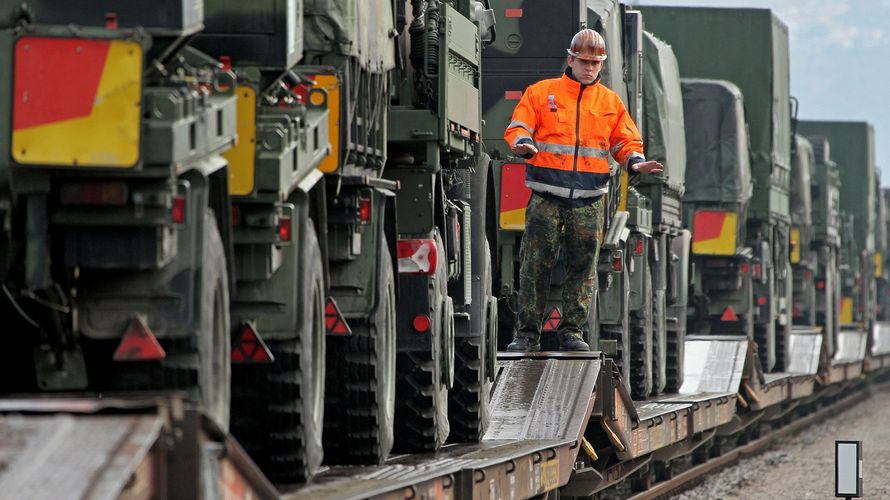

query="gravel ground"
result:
[672,385,890,500]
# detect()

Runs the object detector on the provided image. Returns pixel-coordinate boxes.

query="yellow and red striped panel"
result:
[691,210,737,255]
[499,163,532,231]
[790,227,801,264]
[12,36,142,168]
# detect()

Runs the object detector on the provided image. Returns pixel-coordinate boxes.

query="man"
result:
[504,29,663,352]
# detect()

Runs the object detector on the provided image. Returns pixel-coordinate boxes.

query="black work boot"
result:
[507,332,541,352]
[559,331,590,352]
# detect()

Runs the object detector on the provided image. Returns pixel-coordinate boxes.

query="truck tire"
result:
[448,238,493,442]
[394,233,450,452]
[230,221,325,483]
[629,264,654,399]
[324,238,396,464]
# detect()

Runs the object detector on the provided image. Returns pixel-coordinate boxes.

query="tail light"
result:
[412,314,431,333]
[741,262,749,274]
[359,196,372,224]
[757,296,768,306]
[753,263,763,280]
[278,214,292,243]
[816,280,826,290]
[398,238,438,275]
[171,194,187,225]
[612,254,623,272]
[634,238,644,255]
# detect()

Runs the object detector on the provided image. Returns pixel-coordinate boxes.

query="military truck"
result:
[790,134,817,326]
[680,79,754,340]
[877,188,890,321]
[798,121,877,334]
[641,6,794,372]
[0,0,238,434]
[1,0,499,485]
[807,135,842,354]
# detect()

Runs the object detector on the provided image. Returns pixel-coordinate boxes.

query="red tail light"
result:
[816,280,826,290]
[278,215,292,243]
[741,262,749,274]
[398,238,438,275]
[171,194,187,224]
[757,296,767,306]
[753,263,763,279]
[60,181,127,206]
[359,197,372,223]
[612,254,623,272]
[413,314,431,333]
[231,322,275,363]
[113,316,166,361]
[634,238,644,255]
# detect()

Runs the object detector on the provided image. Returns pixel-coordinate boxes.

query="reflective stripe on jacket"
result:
[504,73,644,201]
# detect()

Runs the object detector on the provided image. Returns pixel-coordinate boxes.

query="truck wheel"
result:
[449,238,494,442]
[231,221,325,483]
[196,210,231,430]
[394,233,450,451]
[629,264,653,399]
[324,238,396,464]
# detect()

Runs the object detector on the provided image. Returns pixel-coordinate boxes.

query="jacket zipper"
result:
[568,84,587,200]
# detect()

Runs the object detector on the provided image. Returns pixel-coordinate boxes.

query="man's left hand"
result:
[631,160,664,175]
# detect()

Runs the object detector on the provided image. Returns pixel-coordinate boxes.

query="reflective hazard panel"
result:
[692,210,737,255]
[12,37,142,167]
[231,322,275,363]
[499,163,532,231]
[225,86,257,196]
[325,298,352,335]
[542,306,562,332]
[720,306,739,322]
[113,316,166,362]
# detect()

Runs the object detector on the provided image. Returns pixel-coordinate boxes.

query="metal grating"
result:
[787,329,823,374]
[679,336,748,394]
[483,358,600,442]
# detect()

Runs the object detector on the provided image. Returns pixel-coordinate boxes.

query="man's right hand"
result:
[511,143,538,157]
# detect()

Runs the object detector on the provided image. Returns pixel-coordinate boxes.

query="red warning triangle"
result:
[325,298,352,335]
[231,322,275,363]
[113,316,166,361]
[542,307,562,332]
[720,306,739,322]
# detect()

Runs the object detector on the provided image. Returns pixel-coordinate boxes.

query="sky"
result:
[629,0,890,179]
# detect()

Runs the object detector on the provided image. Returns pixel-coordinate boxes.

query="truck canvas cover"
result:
[681,79,752,205]
[798,120,876,252]
[642,31,686,187]
[303,0,395,71]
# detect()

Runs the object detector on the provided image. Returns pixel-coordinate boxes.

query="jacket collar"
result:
[562,67,601,95]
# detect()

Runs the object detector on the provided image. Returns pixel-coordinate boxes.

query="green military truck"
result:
[790,134,817,326]
[806,135,842,354]
[882,187,890,321]
[0,0,499,485]
[799,121,877,334]
[642,6,794,372]
[0,0,239,431]
[680,79,754,342]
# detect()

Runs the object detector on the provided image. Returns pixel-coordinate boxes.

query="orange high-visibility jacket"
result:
[504,73,645,201]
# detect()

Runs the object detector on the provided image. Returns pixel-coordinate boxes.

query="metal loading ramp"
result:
[831,328,869,380]
[870,321,890,370]
[289,352,605,499]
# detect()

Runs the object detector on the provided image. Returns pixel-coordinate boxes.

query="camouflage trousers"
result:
[516,193,604,338]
